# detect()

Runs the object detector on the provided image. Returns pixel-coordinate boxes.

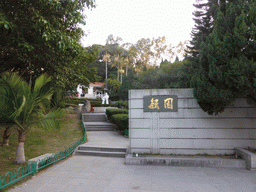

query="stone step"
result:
[75,147,127,158]
[83,116,107,122]
[86,127,115,129]
[84,122,114,126]
[85,125,115,127]
[83,115,106,118]
[75,151,126,158]
[86,127,114,131]
[84,119,107,122]
[83,114,106,117]
[78,146,126,152]
[85,124,115,128]
[84,122,115,131]
[84,122,115,128]
[82,113,106,116]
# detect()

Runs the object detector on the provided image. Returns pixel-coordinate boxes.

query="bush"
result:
[106,108,128,120]
[114,100,128,109]
[112,114,128,131]
[67,98,85,105]
[67,98,113,107]
[109,95,120,101]
[90,100,105,107]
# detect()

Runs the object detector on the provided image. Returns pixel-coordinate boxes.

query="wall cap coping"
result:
[235,148,256,170]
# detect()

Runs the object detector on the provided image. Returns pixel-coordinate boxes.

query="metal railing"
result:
[0,114,86,190]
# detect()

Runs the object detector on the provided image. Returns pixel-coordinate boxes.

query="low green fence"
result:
[0,114,86,190]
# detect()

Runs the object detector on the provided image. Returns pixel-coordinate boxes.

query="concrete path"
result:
[80,131,129,148]
[8,156,256,192]
[8,131,256,192]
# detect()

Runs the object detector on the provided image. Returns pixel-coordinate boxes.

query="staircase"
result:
[83,113,116,131]
[83,113,107,122]
[75,111,127,158]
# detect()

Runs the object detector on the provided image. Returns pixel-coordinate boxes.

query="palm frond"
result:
[36,109,66,130]
[33,74,51,94]
[0,72,65,133]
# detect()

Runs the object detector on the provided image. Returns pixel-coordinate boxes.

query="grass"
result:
[0,112,84,190]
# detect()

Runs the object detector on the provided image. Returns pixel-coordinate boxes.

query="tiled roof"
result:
[89,82,105,86]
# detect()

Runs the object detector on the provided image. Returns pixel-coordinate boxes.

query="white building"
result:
[77,82,105,99]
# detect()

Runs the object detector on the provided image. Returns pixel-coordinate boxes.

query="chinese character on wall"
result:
[143,95,178,112]
[164,98,173,109]
[148,98,160,109]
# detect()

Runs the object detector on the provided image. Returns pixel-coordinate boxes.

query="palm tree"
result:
[0,74,17,146]
[0,72,65,164]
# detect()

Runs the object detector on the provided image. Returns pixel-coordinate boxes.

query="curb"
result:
[125,154,246,169]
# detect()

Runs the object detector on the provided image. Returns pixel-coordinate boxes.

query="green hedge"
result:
[105,108,128,120]
[112,114,128,131]
[67,98,113,107]
[109,95,120,101]
[66,98,87,105]
[114,100,128,109]
[90,100,108,107]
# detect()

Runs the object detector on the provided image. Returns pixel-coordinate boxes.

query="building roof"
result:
[89,82,105,87]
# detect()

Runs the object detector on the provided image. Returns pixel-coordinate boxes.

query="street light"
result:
[103,54,110,89]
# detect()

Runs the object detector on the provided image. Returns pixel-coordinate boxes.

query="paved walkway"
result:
[8,131,256,192]
[80,131,129,148]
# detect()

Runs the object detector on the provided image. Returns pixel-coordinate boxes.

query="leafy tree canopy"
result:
[118,60,189,99]
[191,0,256,115]
[0,0,97,91]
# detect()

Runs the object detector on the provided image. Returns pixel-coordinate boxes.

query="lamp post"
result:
[103,54,110,90]
[105,59,107,89]
[119,68,125,84]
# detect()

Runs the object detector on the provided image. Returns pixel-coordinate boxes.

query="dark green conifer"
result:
[192,0,256,115]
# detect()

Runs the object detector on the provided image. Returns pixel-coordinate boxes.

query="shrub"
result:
[109,95,120,101]
[67,98,85,105]
[112,114,128,131]
[67,98,113,107]
[106,108,128,120]
[114,100,128,109]
[90,100,105,107]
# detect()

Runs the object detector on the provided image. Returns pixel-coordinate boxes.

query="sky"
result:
[80,0,197,47]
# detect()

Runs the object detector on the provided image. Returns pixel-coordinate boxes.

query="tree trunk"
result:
[117,66,119,81]
[15,130,26,164]
[2,125,11,146]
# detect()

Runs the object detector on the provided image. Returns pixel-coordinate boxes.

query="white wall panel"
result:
[130,139,151,148]
[159,139,256,149]
[151,88,193,98]
[130,119,152,129]
[129,89,256,155]
[159,119,256,129]
[159,128,256,139]
[130,99,143,109]
[130,129,151,138]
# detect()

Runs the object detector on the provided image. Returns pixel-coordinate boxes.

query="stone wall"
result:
[129,88,256,155]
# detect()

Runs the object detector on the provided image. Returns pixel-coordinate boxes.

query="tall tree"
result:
[91,35,132,82]
[187,0,219,69]
[191,0,256,115]
[167,41,189,62]
[0,0,96,90]
[132,38,154,69]
[152,36,167,65]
